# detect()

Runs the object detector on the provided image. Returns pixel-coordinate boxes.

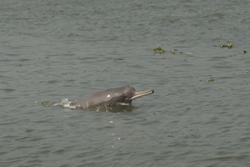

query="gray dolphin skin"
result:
[69,85,154,110]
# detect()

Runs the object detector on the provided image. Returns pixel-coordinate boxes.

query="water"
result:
[0,0,250,166]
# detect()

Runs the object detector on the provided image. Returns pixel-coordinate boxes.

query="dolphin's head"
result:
[120,85,154,104]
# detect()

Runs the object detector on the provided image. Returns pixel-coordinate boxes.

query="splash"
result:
[53,98,78,109]
[40,98,80,110]
[41,98,135,112]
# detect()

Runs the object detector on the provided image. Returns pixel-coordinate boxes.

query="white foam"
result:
[53,98,77,109]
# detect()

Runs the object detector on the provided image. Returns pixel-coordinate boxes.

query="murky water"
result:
[0,0,250,166]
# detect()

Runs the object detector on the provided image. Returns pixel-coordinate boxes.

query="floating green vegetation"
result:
[41,101,54,107]
[219,41,234,49]
[153,47,166,54]
[208,77,215,83]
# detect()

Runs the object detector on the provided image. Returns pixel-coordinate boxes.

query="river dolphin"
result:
[54,85,154,111]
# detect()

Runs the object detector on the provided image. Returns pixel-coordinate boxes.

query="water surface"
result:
[0,0,250,166]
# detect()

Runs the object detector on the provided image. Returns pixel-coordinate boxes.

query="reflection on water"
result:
[42,98,136,112]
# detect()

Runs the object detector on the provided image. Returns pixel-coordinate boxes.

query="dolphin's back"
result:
[75,86,131,108]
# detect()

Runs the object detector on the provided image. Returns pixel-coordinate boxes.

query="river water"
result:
[0,0,250,166]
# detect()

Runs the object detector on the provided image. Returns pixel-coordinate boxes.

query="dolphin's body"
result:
[54,85,154,111]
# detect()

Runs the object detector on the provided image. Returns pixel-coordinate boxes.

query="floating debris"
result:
[208,77,215,83]
[153,47,166,54]
[219,41,234,49]
[243,50,247,54]
[153,47,194,57]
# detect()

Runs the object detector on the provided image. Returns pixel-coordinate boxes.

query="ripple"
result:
[0,88,16,93]
[202,154,249,161]
[5,53,20,57]
[18,58,31,62]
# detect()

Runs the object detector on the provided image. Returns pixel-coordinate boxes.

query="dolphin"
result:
[54,85,154,111]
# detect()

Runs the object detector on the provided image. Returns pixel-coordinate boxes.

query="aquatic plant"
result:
[153,47,166,54]
[219,41,234,49]
[208,77,215,83]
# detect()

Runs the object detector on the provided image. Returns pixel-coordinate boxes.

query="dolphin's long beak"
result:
[130,89,154,100]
